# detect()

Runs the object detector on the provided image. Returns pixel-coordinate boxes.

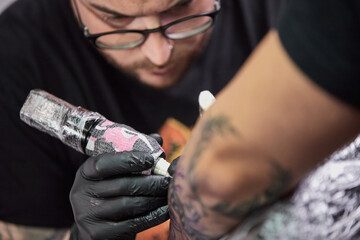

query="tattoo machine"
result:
[19,89,170,176]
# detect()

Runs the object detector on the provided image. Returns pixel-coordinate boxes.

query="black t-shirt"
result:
[0,0,283,227]
[278,0,360,109]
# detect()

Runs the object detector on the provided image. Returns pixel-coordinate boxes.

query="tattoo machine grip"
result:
[19,89,170,176]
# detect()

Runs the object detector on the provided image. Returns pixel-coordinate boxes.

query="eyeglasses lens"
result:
[95,16,214,49]
[166,16,213,39]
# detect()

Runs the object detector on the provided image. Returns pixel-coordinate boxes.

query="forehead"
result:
[85,0,181,15]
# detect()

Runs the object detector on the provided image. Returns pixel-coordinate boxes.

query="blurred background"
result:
[0,0,15,14]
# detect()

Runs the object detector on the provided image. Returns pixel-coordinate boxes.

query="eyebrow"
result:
[89,0,192,17]
[168,0,192,10]
[89,3,128,17]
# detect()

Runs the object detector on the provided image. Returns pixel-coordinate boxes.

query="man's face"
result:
[73,0,215,89]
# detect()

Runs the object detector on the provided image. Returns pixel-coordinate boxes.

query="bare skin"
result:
[0,221,70,240]
[168,30,360,239]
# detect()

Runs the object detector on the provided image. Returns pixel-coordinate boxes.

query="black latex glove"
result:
[149,133,163,147]
[167,155,180,176]
[70,151,171,240]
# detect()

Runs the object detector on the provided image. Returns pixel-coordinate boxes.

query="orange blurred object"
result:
[159,118,191,162]
[136,220,170,240]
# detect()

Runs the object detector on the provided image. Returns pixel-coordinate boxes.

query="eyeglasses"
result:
[72,0,221,50]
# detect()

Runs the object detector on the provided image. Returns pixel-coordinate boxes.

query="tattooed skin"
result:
[169,161,219,240]
[168,115,292,239]
[211,160,292,218]
[0,221,70,240]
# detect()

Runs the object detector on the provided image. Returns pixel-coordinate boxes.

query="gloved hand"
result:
[69,151,171,240]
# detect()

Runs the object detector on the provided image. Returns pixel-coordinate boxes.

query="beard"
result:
[99,33,211,89]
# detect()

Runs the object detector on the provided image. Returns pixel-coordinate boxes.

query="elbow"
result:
[191,145,292,215]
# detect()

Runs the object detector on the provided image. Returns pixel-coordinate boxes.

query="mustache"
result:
[129,47,188,71]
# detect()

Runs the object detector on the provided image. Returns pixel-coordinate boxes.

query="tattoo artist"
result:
[70,0,360,239]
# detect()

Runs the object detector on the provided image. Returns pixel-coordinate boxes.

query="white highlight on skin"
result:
[199,90,216,114]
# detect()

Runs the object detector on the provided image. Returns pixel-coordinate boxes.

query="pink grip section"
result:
[102,127,139,152]
[84,120,164,160]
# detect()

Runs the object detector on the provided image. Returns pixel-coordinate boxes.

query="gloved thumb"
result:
[149,133,163,146]
[168,156,180,176]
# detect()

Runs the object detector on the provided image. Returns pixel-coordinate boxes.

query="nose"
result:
[140,16,174,66]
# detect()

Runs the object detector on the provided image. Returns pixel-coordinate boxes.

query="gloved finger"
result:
[149,133,166,159]
[84,175,171,198]
[168,155,181,176]
[69,223,80,240]
[78,222,136,240]
[87,196,168,221]
[78,206,169,240]
[149,133,163,146]
[129,205,169,233]
[82,151,154,180]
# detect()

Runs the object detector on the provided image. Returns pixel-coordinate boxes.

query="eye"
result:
[101,15,135,28]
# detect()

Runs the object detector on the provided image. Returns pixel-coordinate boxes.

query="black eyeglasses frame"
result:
[72,0,221,49]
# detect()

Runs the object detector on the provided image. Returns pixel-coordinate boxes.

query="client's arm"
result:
[168,30,360,239]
